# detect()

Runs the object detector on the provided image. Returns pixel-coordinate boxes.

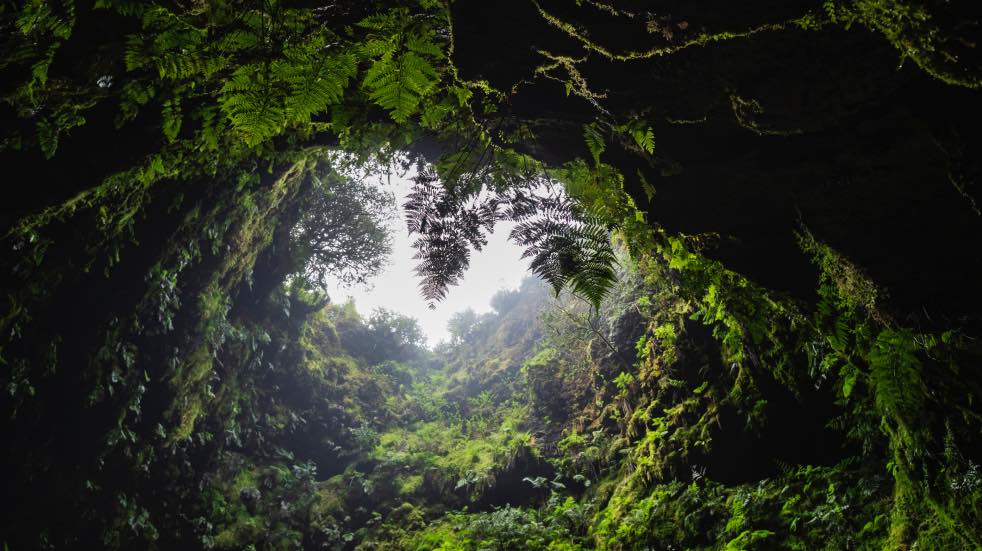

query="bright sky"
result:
[325,173,531,346]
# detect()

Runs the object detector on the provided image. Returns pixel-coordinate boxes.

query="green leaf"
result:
[363,50,439,122]
[638,169,655,202]
[162,96,182,142]
[583,123,605,167]
[631,125,655,154]
[841,366,858,398]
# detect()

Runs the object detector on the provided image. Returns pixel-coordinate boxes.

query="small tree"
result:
[339,307,426,365]
[447,308,482,344]
[291,166,395,291]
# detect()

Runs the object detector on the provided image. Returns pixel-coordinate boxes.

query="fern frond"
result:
[161,96,182,142]
[219,64,286,146]
[583,123,606,166]
[632,125,655,154]
[217,28,261,52]
[509,195,616,307]
[283,53,357,122]
[869,328,924,419]
[124,34,150,71]
[17,0,75,39]
[359,38,395,58]
[94,0,148,17]
[406,33,444,59]
[363,50,439,122]
[357,7,444,123]
[356,11,400,32]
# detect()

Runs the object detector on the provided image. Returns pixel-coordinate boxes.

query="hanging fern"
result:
[404,167,498,305]
[583,123,606,166]
[17,0,75,40]
[282,51,357,123]
[358,8,444,123]
[161,96,182,142]
[219,50,355,145]
[219,64,286,146]
[404,156,618,309]
[868,328,924,420]
[508,194,616,307]
[363,50,438,122]
[613,119,655,154]
[123,6,213,80]
[629,124,655,154]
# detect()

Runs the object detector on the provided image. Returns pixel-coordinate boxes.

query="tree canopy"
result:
[290,160,394,291]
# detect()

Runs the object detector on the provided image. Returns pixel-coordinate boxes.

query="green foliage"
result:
[291,159,395,290]
[798,230,880,319]
[868,328,923,420]
[203,457,315,550]
[336,306,427,364]
[360,7,444,122]
[612,371,634,393]
[371,404,532,500]
[220,52,358,146]
[404,494,591,551]
[3,1,981,549]
[799,232,982,549]
[582,123,606,166]
[446,308,484,345]
[616,120,655,155]
[824,0,982,88]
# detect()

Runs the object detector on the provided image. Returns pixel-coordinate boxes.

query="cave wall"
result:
[451,0,982,322]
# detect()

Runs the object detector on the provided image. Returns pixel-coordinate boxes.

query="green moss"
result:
[825,0,982,89]
[312,485,344,518]
[533,0,827,62]
[168,344,211,443]
[370,405,532,502]
[232,468,260,495]
[212,511,263,549]
[396,474,424,496]
[797,230,881,320]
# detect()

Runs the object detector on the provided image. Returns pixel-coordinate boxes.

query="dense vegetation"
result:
[1,0,981,549]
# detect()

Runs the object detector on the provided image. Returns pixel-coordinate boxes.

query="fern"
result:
[123,33,148,72]
[36,118,59,159]
[631,125,655,154]
[583,123,606,166]
[616,120,655,154]
[117,81,156,125]
[405,169,493,305]
[124,6,213,80]
[406,165,617,308]
[196,105,222,151]
[637,169,655,202]
[17,0,75,40]
[363,50,439,123]
[161,96,182,142]
[93,0,148,17]
[35,105,89,159]
[358,8,444,123]
[220,64,286,146]
[869,328,923,420]
[282,51,357,123]
[508,194,616,308]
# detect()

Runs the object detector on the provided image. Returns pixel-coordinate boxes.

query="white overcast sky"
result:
[324,173,531,346]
